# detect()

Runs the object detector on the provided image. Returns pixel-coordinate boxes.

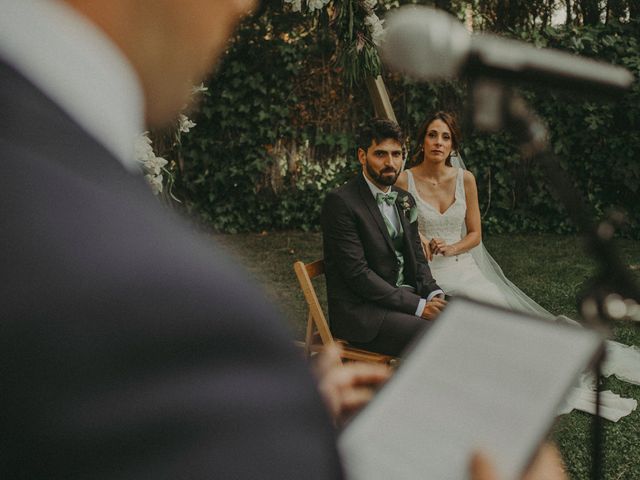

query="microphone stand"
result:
[467,79,640,479]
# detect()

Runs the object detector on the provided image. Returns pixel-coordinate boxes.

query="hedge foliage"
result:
[176,14,640,236]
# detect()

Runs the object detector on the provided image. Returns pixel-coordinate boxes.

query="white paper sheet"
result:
[339,298,603,480]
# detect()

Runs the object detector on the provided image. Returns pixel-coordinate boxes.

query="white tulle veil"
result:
[449,152,556,320]
[449,153,640,415]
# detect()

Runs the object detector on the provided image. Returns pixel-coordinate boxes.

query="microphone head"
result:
[380,6,470,81]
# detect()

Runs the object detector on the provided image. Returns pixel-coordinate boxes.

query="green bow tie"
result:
[376,191,398,206]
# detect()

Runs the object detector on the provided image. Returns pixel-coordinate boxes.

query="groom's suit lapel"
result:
[356,175,395,253]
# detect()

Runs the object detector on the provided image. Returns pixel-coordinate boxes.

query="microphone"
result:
[380,6,634,96]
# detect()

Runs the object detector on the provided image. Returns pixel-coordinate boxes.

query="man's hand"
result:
[419,232,432,261]
[470,444,567,480]
[420,296,447,320]
[314,344,391,425]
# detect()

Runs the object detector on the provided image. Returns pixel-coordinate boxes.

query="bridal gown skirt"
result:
[431,252,639,422]
[429,252,510,308]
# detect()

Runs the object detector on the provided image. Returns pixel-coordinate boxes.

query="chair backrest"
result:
[293,259,396,365]
[293,259,334,346]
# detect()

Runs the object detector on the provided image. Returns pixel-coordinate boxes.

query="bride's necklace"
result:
[422,174,447,187]
[419,167,451,187]
[425,177,441,186]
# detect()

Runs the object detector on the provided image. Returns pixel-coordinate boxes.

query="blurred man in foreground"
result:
[0,0,565,479]
[0,0,373,477]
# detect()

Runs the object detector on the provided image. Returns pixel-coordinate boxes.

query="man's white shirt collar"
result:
[0,0,145,171]
[362,171,401,231]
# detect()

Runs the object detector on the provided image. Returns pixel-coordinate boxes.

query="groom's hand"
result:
[430,237,445,256]
[419,232,433,261]
[420,296,447,320]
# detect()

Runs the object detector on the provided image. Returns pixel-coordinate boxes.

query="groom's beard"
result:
[366,162,400,187]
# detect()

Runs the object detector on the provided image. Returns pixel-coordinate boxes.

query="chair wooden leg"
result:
[304,312,314,358]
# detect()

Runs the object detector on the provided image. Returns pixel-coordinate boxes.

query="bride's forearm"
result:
[450,232,481,255]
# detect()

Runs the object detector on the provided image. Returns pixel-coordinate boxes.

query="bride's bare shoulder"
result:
[462,169,476,184]
[396,170,409,190]
[462,169,478,196]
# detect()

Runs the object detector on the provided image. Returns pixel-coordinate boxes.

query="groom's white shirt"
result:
[0,0,144,172]
[362,172,402,233]
[362,173,443,314]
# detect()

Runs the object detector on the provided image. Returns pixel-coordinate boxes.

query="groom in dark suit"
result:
[321,119,447,356]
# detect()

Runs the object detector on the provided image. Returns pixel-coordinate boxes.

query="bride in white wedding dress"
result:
[396,112,640,422]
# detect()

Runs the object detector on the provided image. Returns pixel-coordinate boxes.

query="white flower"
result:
[285,0,302,12]
[191,83,208,95]
[362,0,376,11]
[365,13,385,45]
[144,155,168,176]
[307,0,330,11]
[178,114,196,133]
[134,133,155,163]
[145,173,164,195]
[135,133,169,195]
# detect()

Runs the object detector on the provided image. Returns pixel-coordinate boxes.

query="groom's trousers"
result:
[350,310,431,356]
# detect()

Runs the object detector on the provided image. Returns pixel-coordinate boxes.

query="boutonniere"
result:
[399,195,418,223]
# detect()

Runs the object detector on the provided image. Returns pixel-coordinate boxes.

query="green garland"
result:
[284,0,384,85]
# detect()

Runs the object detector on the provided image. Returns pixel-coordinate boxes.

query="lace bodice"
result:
[406,168,466,247]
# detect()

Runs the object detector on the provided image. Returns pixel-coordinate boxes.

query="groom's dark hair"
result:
[357,118,405,153]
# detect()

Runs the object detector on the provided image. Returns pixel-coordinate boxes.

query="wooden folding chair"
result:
[293,259,396,365]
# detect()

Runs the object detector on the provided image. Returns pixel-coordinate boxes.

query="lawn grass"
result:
[212,231,640,480]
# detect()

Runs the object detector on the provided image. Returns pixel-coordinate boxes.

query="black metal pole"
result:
[471,85,615,480]
[592,352,605,480]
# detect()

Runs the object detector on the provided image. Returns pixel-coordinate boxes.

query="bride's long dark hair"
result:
[411,111,461,167]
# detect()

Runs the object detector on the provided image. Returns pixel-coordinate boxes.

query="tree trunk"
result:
[434,0,453,14]
[507,0,522,29]
[579,0,601,25]
[495,0,509,31]
[606,0,625,22]
[630,0,640,21]
[541,0,554,27]
[565,0,573,25]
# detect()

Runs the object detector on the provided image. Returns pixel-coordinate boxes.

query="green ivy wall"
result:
[177,15,640,237]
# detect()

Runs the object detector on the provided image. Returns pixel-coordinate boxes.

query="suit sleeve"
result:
[406,194,441,298]
[321,191,422,315]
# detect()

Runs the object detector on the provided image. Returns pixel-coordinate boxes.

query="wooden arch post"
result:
[365,75,410,167]
[365,75,397,123]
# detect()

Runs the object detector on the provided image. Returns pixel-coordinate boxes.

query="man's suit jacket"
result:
[0,62,342,480]
[321,173,440,343]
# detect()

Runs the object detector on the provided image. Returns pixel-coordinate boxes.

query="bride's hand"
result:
[431,238,458,257]
[438,245,458,257]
